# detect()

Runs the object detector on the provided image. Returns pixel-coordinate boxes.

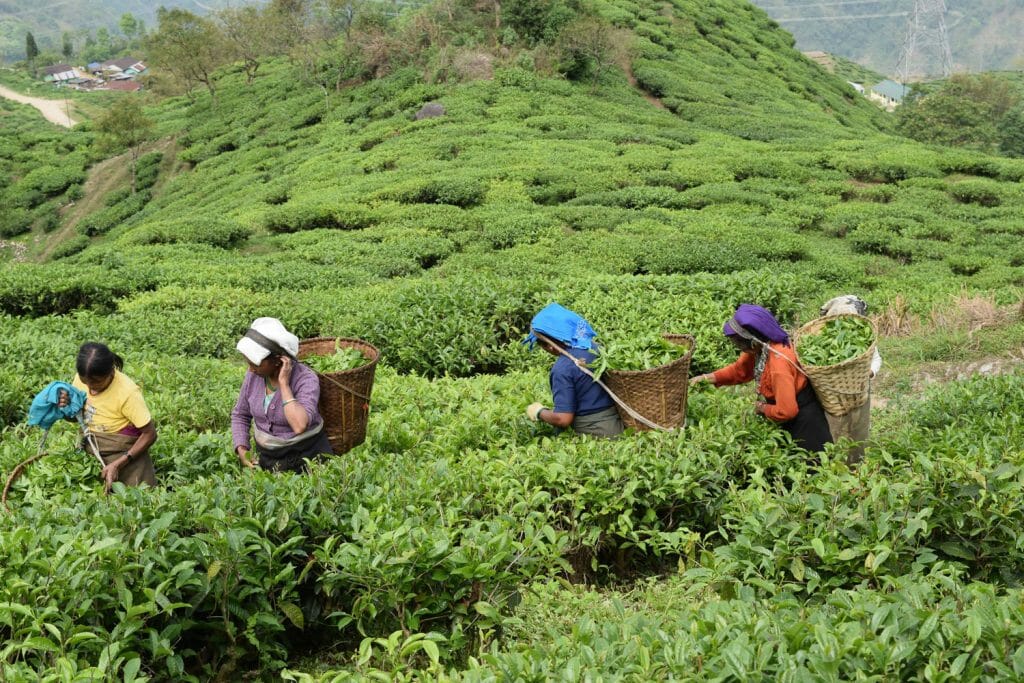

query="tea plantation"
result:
[2,0,1024,679]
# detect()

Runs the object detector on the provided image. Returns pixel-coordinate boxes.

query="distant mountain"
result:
[750,0,1024,79]
[0,0,257,62]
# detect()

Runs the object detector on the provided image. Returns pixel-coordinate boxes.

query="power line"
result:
[0,0,78,19]
[775,12,909,22]
[896,0,953,81]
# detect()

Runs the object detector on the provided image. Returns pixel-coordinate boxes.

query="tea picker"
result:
[2,382,105,509]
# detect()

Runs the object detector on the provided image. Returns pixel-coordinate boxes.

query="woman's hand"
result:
[754,401,767,416]
[236,446,257,469]
[57,389,69,408]
[277,356,294,388]
[101,456,128,493]
[689,374,713,387]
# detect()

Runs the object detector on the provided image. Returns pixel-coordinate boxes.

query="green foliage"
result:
[76,191,151,236]
[897,74,1023,155]
[0,208,32,238]
[503,0,575,43]
[135,151,164,190]
[949,179,1005,207]
[303,346,368,374]
[795,315,873,367]
[120,218,252,248]
[4,1,1024,679]
[0,263,155,316]
[49,234,90,260]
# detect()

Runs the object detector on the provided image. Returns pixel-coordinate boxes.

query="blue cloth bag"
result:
[27,381,86,429]
[524,303,598,350]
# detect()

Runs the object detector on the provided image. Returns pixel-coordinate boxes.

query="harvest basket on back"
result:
[794,314,877,417]
[297,337,379,455]
[604,334,695,431]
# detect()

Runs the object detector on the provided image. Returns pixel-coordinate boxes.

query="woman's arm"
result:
[231,375,256,464]
[278,358,317,434]
[710,351,756,387]
[100,421,157,492]
[538,407,574,429]
[761,352,800,422]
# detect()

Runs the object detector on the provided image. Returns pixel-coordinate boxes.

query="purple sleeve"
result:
[231,373,254,450]
[292,363,322,428]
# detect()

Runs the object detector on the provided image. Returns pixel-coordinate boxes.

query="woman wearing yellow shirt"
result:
[63,342,158,491]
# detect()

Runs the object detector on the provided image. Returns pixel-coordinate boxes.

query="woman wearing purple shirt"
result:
[231,317,333,472]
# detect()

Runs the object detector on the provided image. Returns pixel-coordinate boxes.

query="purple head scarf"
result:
[723,304,790,345]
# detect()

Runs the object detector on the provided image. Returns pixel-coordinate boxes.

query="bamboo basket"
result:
[604,334,695,431]
[297,337,379,455]
[794,314,876,417]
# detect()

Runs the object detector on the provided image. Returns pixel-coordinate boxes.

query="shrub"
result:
[121,218,253,248]
[135,151,164,190]
[77,191,151,236]
[263,201,377,233]
[948,179,1003,207]
[0,264,156,316]
[0,208,32,237]
[50,234,90,259]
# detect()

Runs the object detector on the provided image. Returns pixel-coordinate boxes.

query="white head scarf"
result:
[820,295,867,317]
[236,317,299,365]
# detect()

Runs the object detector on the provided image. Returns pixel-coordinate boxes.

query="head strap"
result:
[726,317,764,347]
[243,328,294,359]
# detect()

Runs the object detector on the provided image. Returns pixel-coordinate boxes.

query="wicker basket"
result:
[604,334,694,431]
[297,337,379,455]
[794,314,876,417]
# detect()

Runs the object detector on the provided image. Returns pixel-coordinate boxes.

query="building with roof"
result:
[869,79,909,111]
[41,64,76,82]
[95,58,147,77]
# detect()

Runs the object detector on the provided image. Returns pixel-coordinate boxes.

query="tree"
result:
[999,106,1024,158]
[896,74,1020,151]
[216,6,272,83]
[94,98,154,194]
[62,32,74,60]
[146,8,229,101]
[25,32,39,65]
[556,16,627,89]
[119,13,140,41]
[265,0,310,55]
[502,0,573,44]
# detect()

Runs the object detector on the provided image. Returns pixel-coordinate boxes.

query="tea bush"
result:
[4,0,1024,677]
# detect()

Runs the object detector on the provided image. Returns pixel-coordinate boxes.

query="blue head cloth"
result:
[724,304,790,345]
[524,303,597,351]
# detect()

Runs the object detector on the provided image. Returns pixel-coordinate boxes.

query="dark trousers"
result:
[779,385,833,453]
[256,430,334,473]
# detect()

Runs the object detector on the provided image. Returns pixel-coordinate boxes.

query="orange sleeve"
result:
[762,351,800,422]
[712,351,755,386]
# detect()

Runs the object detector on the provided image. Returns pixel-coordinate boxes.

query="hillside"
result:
[0,0,253,61]
[751,0,1024,77]
[3,0,1024,679]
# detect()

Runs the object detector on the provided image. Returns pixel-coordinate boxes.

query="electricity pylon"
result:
[896,0,954,82]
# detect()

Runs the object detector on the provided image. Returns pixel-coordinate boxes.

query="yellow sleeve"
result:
[121,386,152,428]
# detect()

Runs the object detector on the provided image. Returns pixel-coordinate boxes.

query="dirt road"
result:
[0,84,77,128]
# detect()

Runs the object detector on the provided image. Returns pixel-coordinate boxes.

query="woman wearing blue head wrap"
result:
[690,304,832,453]
[524,303,624,438]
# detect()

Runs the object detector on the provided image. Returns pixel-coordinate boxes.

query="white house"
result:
[41,64,76,83]
[869,80,909,112]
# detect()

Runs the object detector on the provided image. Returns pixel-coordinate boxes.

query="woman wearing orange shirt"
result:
[691,304,832,453]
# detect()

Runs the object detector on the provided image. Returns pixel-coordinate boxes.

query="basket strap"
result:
[534,332,675,432]
[316,372,372,403]
[726,318,810,379]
